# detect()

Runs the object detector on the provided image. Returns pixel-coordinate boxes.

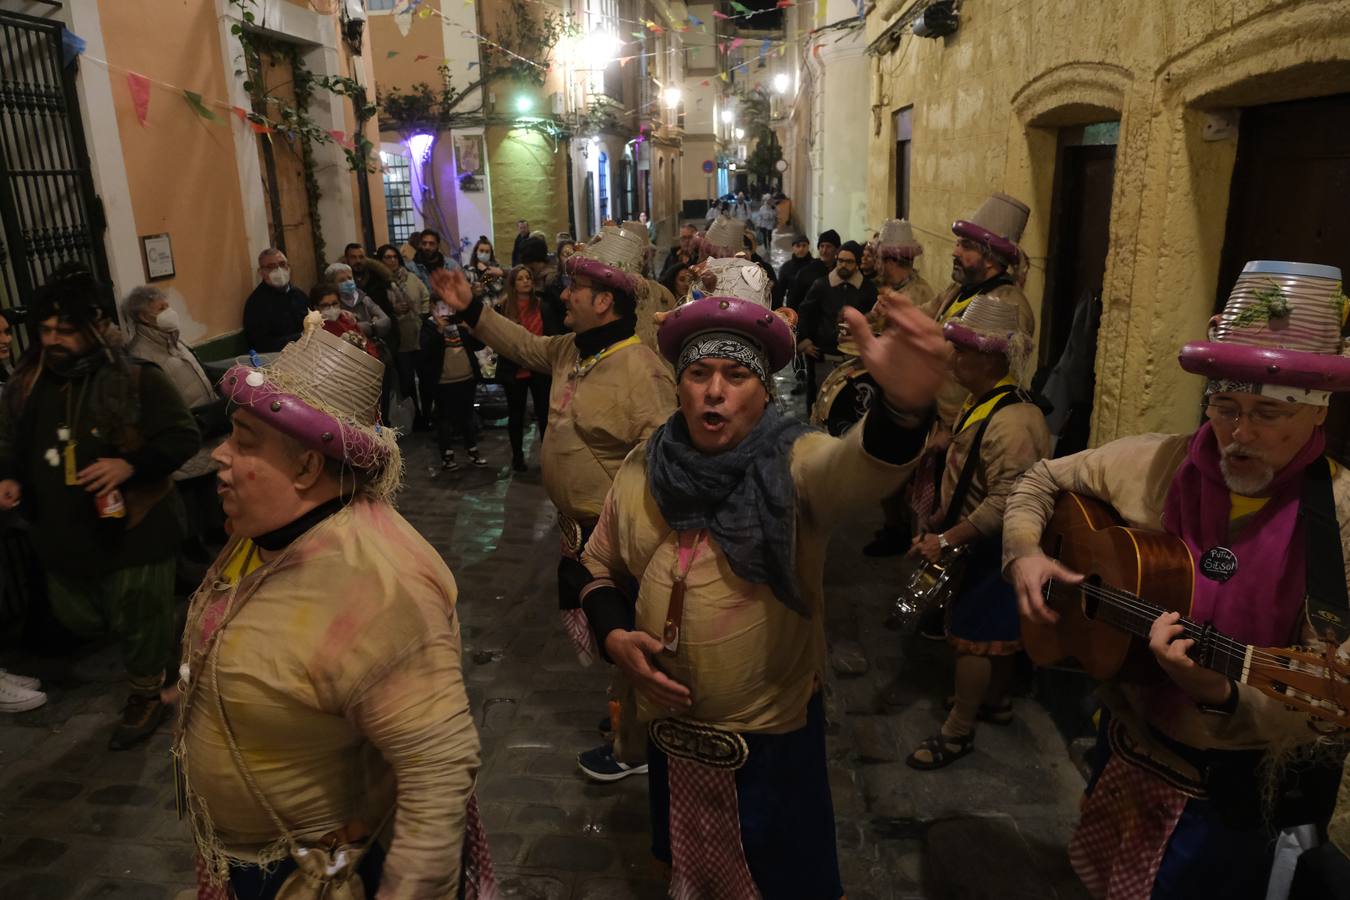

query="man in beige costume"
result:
[177,314,488,899]
[431,230,676,781]
[1006,261,1350,899]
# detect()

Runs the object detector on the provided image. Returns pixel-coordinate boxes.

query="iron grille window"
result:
[381,151,417,247]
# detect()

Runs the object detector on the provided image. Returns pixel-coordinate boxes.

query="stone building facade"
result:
[865,0,1350,443]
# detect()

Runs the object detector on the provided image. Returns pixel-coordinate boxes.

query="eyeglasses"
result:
[1204,400,1299,428]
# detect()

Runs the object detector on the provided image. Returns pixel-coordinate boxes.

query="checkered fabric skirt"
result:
[667,756,761,900]
[1068,754,1190,900]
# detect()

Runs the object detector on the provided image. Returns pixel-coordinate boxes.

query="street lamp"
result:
[580,29,620,65]
[720,109,734,124]
[773,72,790,94]
[663,87,682,108]
[515,95,534,114]
[734,127,744,140]
[407,133,434,164]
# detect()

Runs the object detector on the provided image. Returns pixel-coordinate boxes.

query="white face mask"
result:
[266,266,290,289]
[477,250,492,263]
[320,306,341,322]
[154,307,181,334]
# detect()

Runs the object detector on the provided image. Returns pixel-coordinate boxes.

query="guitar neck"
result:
[1047,579,1250,683]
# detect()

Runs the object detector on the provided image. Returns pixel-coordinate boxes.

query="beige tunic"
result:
[941,398,1051,536]
[469,304,677,521]
[582,417,917,734]
[1001,432,1345,778]
[178,499,480,898]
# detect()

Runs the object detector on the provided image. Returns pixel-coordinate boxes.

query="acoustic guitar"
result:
[1021,491,1350,727]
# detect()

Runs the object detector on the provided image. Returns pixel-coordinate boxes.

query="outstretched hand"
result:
[841,289,951,412]
[428,267,473,312]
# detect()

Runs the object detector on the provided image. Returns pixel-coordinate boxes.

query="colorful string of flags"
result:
[65,0,823,143]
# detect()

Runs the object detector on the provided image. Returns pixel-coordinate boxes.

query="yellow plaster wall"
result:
[368,3,448,96]
[485,125,569,256]
[866,0,1350,442]
[96,0,252,342]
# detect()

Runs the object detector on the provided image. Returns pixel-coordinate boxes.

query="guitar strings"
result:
[1044,578,1299,669]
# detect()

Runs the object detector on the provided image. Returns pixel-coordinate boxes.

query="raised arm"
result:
[430,268,570,374]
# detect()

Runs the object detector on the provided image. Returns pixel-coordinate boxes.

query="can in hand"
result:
[95,489,127,519]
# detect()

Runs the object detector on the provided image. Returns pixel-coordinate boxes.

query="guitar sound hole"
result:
[1081,575,1103,619]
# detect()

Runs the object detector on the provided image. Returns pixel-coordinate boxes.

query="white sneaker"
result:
[0,668,41,691]
[0,678,46,712]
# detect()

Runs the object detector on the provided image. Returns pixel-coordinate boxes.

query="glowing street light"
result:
[720,108,734,124]
[663,87,682,108]
[407,133,434,163]
[773,72,790,94]
[580,29,620,65]
[734,127,744,140]
[515,95,534,113]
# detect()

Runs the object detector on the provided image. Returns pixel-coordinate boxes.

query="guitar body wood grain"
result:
[1022,492,1196,681]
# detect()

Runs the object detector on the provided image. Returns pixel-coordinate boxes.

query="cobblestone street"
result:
[0,422,1090,900]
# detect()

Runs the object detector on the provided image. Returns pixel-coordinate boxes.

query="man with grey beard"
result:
[1002,260,1350,900]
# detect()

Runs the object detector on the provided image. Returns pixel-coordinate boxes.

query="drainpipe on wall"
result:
[805,36,826,240]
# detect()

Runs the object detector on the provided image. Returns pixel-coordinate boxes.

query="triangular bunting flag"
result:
[248,120,272,135]
[386,50,399,59]
[688,13,703,25]
[126,72,151,126]
[730,37,745,50]
[183,90,218,122]
[700,79,710,86]
[776,0,793,6]
[730,1,753,14]
[712,10,730,19]
[328,129,354,149]
[231,106,249,121]
[415,54,430,61]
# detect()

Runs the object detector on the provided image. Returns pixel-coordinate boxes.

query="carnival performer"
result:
[176,313,490,899]
[578,257,952,899]
[1006,260,1350,899]
[905,295,1050,769]
[429,233,676,782]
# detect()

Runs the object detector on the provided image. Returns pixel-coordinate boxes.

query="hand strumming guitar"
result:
[1009,554,1084,625]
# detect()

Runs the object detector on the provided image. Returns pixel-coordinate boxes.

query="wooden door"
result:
[250,48,318,289]
[1217,93,1350,460]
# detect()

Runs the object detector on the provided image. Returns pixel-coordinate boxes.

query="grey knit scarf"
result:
[646,405,813,615]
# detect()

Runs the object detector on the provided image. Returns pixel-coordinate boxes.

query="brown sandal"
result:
[905,731,974,770]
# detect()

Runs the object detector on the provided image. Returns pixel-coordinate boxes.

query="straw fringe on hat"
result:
[952,192,1029,261]
[1179,260,1350,402]
[701,215,748,258]
[875,219,923,261]
[563,222,647,293]
[943,293,1034,383]
[219,312,403,499]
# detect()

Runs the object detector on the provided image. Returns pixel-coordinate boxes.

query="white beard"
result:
[1219,445,1275,495]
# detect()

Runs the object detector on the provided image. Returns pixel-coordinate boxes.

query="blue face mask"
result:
[338,280,357,305]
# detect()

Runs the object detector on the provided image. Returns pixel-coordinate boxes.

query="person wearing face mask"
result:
[464,237,506,304]
[323,262,392,343]
[0,265,199,750]
[308,283,380,358]
[124,286,228,562]
[243,248,310,354]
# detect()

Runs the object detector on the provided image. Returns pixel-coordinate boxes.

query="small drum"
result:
[810,357,879,436]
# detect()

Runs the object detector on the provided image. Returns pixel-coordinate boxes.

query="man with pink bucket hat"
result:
[576,257,954,897]
[430,224,676,782]
[175,313,491,899]
[1007,260,1350,899]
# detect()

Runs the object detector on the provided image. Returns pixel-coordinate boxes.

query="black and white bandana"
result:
[1206,378,1330,407]
[676,330,769,385]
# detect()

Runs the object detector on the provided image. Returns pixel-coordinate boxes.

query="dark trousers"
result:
[504,375,550,458]
[395,351,422,417]
[648,692,843,899]
[435,379,479,453]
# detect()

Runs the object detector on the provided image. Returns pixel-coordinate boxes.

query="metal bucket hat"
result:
[563,222,647,293]
[952,192,1029,261]
[700,215,748,258]
[875,218,924,262]
[219,312,402,496]
[943,292,1035,381]
[1178,260,1350,404]
[658,257,796,378]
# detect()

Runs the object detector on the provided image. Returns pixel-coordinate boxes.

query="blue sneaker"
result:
[578,742,648,782]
